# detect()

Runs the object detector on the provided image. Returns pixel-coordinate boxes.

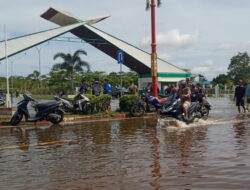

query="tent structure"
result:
[41,8,190,93]
[0,15,107,107]
[0,22,97,61]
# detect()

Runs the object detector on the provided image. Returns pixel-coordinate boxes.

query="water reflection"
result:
[1,99,250,189]
[10,127,30,150]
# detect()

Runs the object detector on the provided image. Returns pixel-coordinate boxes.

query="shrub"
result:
[119,95,141,112]
[85,94,112,113]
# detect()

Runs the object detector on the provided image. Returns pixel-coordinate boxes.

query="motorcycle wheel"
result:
[10,112,23,126]
[201,106,209,116]
[83,103,92,114]
[48,110,64,124]
[187,112,196,124]
[146,104,156,112]
[130,104,145,117]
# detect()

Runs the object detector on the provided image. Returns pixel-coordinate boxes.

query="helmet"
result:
[178,80,186,86]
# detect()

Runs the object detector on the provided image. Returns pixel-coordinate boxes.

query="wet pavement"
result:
[1,97,250,189]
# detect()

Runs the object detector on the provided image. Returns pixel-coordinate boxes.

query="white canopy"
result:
[0,22,90,61]
[41,7,188,75]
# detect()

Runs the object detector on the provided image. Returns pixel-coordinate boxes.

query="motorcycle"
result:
[130,101,146,117]
[130,94,170,117]
[0,97,5,106]
[200,98,211,116]
[10,94,64,126]
[56,93,92,114]
[161,98,202,124]
[141,93,167,112]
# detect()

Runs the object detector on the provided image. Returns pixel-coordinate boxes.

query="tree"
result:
[53,49,90,91]
[212,74,230,85]
[146,0,161,10]
[27,70,40,81]
[27,70,41,88]
[228,52,250,83]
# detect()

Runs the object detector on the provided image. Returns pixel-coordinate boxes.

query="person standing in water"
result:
[234,80,246,113]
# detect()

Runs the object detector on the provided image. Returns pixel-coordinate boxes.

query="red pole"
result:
[151,0,158,97]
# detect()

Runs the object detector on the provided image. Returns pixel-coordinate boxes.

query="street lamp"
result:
[35,42,49,75]
[146,0,161,97]
[9,53,27,89]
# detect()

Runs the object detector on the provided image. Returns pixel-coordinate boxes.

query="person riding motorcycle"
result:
[191,83,206,110]
[178,80,191,121]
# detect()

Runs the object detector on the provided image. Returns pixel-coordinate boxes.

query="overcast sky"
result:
[0,0,250,80]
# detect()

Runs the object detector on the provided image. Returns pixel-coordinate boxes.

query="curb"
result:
[0,112,157,127]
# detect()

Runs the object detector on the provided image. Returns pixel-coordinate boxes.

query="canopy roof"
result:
[41,7,188,75]
[0,22,89,61]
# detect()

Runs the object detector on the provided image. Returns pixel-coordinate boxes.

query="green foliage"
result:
[212,52,250,85]
[85,94,112,113]
[228,52,250,83]
[119,95,141,112]
[212,74,231,85]
[0,48,138,95]
[52,49,90,91]
[81,71,138,89]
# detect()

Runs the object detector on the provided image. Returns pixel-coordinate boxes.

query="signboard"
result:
[117,50,124,64]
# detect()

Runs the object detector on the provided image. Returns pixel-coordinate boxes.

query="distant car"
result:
[111,87,128,98]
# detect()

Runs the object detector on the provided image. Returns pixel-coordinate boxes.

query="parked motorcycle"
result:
[10,94,64,126]
[0,97,5,106]
[56,93,92,114]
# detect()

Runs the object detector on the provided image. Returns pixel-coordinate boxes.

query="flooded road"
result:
[1,97,250,189]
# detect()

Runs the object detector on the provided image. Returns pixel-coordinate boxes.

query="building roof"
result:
[41,7,188,75]
[0,22,87,61]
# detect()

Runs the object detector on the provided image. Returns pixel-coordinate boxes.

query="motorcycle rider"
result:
[179,80,191,121]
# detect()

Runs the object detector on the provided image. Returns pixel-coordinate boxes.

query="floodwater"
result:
[1,97,250,190]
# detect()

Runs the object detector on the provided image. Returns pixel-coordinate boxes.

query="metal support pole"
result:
[11,61,13,89]
[151,0,158,97]
[4,25,11,107]
[120,63,123,96]
[35,42,49,75]
[38,49,41,74]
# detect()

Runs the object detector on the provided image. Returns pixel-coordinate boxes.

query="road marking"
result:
[0,140,72,150]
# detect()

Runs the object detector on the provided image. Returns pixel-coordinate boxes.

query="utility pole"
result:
[9,53,26,89]
[146,0,161,97]
[35,42,49,75]
[4,25,11,107]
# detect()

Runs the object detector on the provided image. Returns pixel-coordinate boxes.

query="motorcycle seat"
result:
[63,97,75,103]
[36,101,58,110]
[155,103,162,108]
[63,97,73,101]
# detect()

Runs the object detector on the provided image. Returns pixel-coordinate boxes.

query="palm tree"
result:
[27,70,41,88]
[27,70,40,81]
[53,49,90,91]
[146,0,161,10]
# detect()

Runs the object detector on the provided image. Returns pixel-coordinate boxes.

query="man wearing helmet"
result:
[178,80,191,121]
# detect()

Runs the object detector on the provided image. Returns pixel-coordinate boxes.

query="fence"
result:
[206,85,235,98]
